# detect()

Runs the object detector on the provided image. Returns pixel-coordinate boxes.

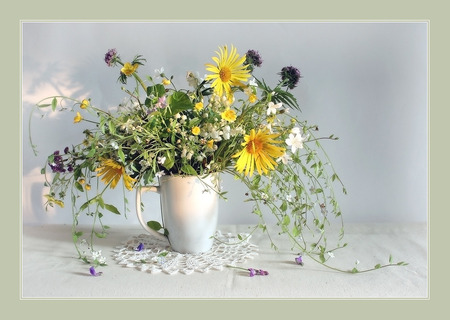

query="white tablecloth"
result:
[21,223,427,299]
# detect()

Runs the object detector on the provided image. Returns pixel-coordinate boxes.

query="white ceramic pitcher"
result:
[136,174,219,254]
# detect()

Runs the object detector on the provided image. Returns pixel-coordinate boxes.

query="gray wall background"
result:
[22,22,428,225]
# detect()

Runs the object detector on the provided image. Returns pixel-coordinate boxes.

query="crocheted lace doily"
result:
[112,230,258,275]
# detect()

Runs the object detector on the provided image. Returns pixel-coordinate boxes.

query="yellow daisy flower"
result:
[95,159,136,191]
[232,129,285,177]
[74,112,83,123]
[121,62,139,76]
[205,45,251,98]
[221,108,237,122]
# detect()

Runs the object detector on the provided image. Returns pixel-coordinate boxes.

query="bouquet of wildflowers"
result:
[30,45,405,273]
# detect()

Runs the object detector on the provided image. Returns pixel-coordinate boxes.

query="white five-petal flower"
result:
[277,153,291,164]
[267,102,282,115]
[285,132,308,153]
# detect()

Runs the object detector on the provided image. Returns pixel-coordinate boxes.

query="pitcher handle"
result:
[136,185,167,241]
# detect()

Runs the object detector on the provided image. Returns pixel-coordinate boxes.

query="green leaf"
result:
[163,151,174,170]
[147,83,166,98]
[319,253,326,263]
[282,215,290,226]
[374,264,381,269]
[97,196,105,209]
[104,203,121,215]
[389,254,393,263]
[351,268,359,273]
[51,97,57,111]
[147,220,163,231]
[94,231,107,238]
[118,147,126,164]
[73,233,80,243]
[79,196,98,211]
[291,226,300,237]
[168,91,193,114]
[75,181,84,192]
[87,148,96,158]
[181,164,197,175]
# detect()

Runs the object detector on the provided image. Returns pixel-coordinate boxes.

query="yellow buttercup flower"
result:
[232,129,285,177]
[80,99,89,109]
[162,78,171,85]
[195,102,204,111]
[74,112,82,123]
[221,108,237,122]
[192,126,201,135]
[205,45,251,98]
[85,184,91,191]
[249,94,257,103]
[95,159,136,191]
[206,139,214,150]
[121,62,139,76]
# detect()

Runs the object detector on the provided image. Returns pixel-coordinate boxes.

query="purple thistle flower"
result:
[89,266,103,276]
[134,243,144,251]
[49,150,66,173]
[295,255,304,266]
[104,48,117,67]
[279,66,301,89]
[245,49,263,68]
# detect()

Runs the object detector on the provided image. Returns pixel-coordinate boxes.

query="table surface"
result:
[21,222,428,299]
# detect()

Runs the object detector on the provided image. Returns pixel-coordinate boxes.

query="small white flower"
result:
[267,102,282,115]
[277,153,291,164]
[155,171,165,178]
[249,78,257,86]
[186,71,200,87]
[157,156,166,165]
[154,67,164,77]
[291,127,302,135]
[285,132,308,153]
[286,194,292,202]
[327,252,335,258]
[98,256,106,264]
[223,125,231,140]
[91,250,102,259]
